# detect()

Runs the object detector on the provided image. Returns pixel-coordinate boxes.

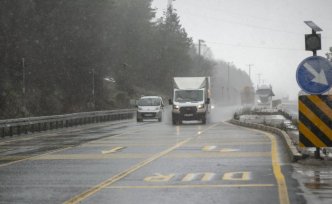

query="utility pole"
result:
[257,73,261,88]
[22,58,26,117]
[92,68,95,110]
[247,64,253,82]
[198,39,205,57]
[227,62,233,102]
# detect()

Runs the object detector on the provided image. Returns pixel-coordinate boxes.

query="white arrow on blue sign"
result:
[296,56,332,94]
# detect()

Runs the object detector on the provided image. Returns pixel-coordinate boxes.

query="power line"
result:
[206,41,303,51]
[175,8,332,40]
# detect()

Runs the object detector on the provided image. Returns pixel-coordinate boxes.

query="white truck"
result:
[169,77,211,124]
[255,84,275,108]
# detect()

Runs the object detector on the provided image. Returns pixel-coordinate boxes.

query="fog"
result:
[152,0,332,100]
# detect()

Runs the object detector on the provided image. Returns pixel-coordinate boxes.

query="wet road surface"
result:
[0,106,329,204]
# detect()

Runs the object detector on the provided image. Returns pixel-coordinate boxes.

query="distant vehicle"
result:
[169,77,211,124]
[255,84,275,108]
[136,96,164,122]
[240,86,255,105]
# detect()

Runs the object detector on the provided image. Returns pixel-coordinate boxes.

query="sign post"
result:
[296,21,332,159]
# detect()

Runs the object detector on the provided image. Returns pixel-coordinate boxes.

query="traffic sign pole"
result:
[299,21,331,159]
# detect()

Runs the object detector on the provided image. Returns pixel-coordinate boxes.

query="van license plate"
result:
[184,114,193,117]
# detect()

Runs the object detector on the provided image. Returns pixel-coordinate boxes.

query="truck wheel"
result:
[202,117,206,124]
[172,119,177,125]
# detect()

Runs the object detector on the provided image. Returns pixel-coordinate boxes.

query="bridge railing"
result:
[0,109,136,138]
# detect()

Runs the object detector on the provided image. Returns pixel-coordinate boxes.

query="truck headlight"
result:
[173,105,180,109]
[197,104,204,109]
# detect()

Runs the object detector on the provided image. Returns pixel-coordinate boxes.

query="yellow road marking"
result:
[0,128,141,168]
[181,173,215,182]
[226,122,290,204]
[63,123,220,204]
[101,147,125,154]
[202,145,217,151]
[106,184,275,189]
[82,141,271,147]
[254,129,290,204]
[0,146,74,168]
[202,173,215,181]
[0,156,30,161]
[31,152,270,160]
[63,138,191,204]
[144,173,175,182]
[32,153,152,160]
[222,172,251,181]
[166,152,270,158]
[182,173,196,182]
[219,148,239,152]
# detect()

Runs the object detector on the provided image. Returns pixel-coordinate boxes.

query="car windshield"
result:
[174,90,203,102]
[137,98,161,106]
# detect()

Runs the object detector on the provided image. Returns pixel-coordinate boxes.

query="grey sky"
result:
[152,0,332,100]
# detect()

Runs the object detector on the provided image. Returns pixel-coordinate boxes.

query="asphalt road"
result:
[0,106,306,204]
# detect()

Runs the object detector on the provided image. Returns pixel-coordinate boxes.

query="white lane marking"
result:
[101,147,125,154]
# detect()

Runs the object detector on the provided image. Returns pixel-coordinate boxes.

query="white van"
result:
[136,96,164,122]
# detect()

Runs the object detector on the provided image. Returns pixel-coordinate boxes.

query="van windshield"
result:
[174,90,203,102]
[137,98,161,106]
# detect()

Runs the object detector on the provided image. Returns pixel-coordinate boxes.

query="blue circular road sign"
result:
[296,56,332,94]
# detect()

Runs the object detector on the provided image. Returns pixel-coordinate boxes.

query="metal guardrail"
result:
[0,109,136,138]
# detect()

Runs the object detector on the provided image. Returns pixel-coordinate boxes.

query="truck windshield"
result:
[174,90,203,102]
[137,98,161,106]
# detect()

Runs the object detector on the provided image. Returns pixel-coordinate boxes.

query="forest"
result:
[0,0,251,119]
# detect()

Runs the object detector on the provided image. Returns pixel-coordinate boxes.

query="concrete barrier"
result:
[229,119,302,162]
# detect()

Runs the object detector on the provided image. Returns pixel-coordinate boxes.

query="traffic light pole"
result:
[310,29,321,159]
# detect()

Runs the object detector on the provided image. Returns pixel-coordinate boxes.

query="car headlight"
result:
[173,105,179,109]
[197,104,204,109]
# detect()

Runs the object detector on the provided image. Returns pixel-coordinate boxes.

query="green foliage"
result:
[0,1,250,119]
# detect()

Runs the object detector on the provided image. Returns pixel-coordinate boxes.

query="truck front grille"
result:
[180,106,197,114]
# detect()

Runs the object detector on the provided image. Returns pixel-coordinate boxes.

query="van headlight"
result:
[197,104,204,109]
[173,105,180,109]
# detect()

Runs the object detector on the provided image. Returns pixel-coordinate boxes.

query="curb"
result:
[229,119,302,162]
